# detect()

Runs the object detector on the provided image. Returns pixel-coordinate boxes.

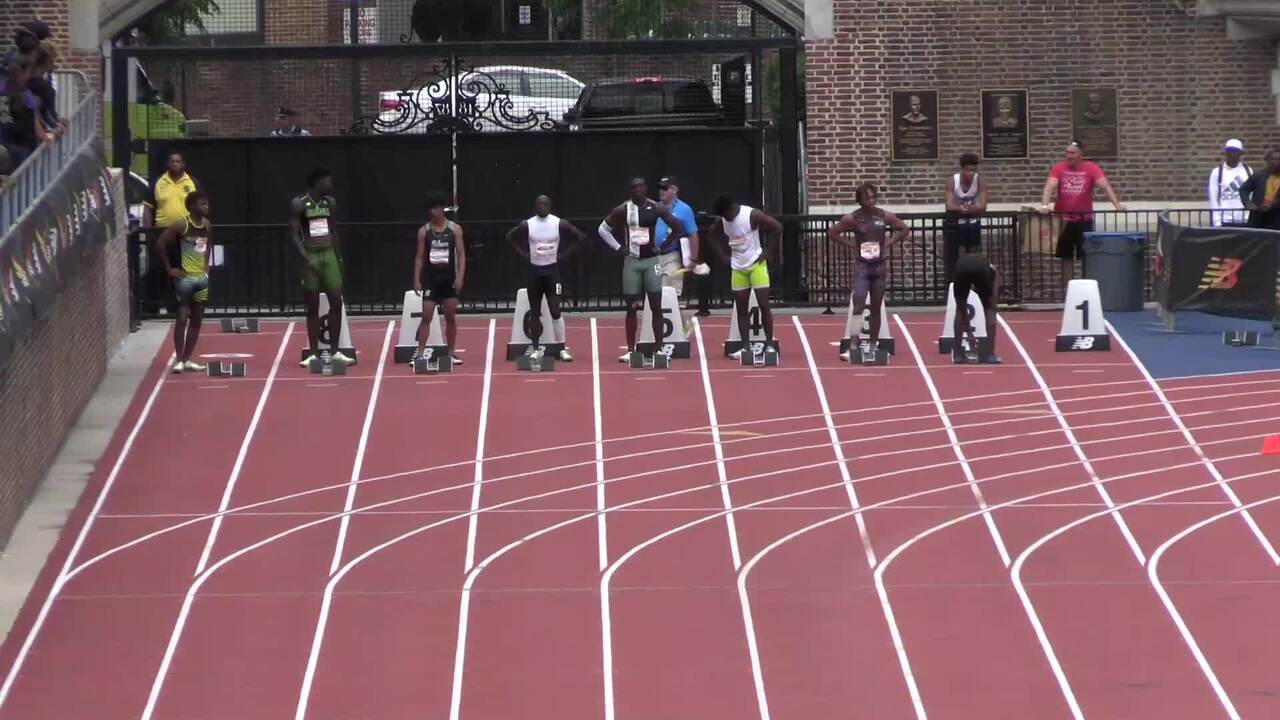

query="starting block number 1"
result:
[1056,279,1110,352]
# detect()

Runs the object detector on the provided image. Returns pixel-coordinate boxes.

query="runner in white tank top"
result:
[507,195,584,360]
[709,196,784,359]
[944,153,987,276]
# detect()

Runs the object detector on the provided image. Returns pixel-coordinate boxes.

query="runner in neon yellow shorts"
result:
[707,195,784,359]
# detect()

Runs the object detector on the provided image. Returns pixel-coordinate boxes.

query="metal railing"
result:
[0,71,99,239]
[129,207,1217,318]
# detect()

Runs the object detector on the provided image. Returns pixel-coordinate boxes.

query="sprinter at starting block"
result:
[707,195,784,361]
[952,252,1002,364]
[507,194,583,364]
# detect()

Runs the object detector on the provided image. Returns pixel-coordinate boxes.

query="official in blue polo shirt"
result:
[655,175,699,332]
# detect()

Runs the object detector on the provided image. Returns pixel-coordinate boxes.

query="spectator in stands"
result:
[25,42,60,139]
[1,23,41,71]
[0,56,50,169]
[269,107,310,136]
[1239,149,1280,231]
[1038,141,1124,295]
[1208,139,1252,227]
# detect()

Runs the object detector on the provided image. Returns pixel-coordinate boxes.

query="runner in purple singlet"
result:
[827,182,909,356]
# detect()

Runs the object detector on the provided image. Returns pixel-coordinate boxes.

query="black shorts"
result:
[953,254,995,307]
[954,222,981,251]
[527,265,562,306]
[422,271,457,302]
[1055,219,1095,260]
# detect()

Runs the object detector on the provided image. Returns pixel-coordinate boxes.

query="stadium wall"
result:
[0,173,130,549]
[805,0,1280,208]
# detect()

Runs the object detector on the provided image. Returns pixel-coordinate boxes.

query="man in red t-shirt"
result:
[1038,142,1125,295]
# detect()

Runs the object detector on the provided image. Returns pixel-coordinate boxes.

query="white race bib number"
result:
[193,238,208,254]
[629,227,650,251]
[308,218,330,237]
[860,242,881,261]
[729,235,748,250]
[429,247,450,265]
[534,241,557,259]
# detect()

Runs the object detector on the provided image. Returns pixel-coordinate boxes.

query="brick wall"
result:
[805,0,1280,207]
[0,172,129,549]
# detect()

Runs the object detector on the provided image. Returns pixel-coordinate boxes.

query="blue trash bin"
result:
[1083,232,1146,311]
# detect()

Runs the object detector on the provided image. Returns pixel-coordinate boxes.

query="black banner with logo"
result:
[1156,216,1280,321]
[0,141,117,375]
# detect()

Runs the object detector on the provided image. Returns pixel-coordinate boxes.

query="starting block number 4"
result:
[740,341,780,367]
[1055,279,1110,352]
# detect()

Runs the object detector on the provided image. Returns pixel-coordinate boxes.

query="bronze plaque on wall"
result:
[1071,87,1119,159]
[981,89,1028,159]
[890,90,939,161]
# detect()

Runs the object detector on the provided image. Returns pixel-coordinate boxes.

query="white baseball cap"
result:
[1224,138,1244,151]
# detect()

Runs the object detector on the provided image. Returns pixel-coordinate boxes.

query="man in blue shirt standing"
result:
[655,175,700,334]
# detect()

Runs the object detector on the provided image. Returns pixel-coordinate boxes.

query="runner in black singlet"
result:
[827,182,909,354]
[412,191,466,365]
[289,168,351,367]
[952,252,1002,364]
[598,177,687,362]
[506,195,583,361]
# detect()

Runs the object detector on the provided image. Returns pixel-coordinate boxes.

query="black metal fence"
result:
[130,208,1216,321]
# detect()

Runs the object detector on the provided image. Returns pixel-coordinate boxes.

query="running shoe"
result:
[184,360,207,372]
[172,361,185,374]
[450,353,464,365]
[618,350,632,363]
[330,351,355,365]
[558,348,574,362]
[299,353,315,368]
[981,354,1003,365]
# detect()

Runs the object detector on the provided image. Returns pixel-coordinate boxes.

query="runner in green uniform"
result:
[290,168,352,366]
[156,190,213,373]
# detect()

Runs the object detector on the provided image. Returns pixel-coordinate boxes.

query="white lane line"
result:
[793,315,876,567]
[305,383,339,388]
[592,318,608,570]
[896,315,1011,566]
[462,319,498,573]
[1147,498,1280,720]
[0,355,174,713]
[193,324,295,574]
[327,322,395,574]
[693,319,744,569]
[1002,317,1145,565]
[197,384,230,389]
[1107,319,1280,565]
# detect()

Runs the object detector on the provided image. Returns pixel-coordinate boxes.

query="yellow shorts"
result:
[730,260,770,291]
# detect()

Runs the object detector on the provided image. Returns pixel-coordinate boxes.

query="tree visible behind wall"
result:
[573,0,696,39]
[136,0,223,44]
[765,51,804,122]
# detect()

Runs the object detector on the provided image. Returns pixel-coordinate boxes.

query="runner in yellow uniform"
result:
[156,191,213,373]
[706,195,783,359]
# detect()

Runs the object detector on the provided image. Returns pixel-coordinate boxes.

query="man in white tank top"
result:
[943,153,987,278]
[708,195,784,359]
[506,195,584,360]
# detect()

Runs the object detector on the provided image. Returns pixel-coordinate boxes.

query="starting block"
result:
[219,318,260,334]
[206,361,247,377]
[413,351,453,374]
[851,342,890,366]
[1223,330,1260,347]
[516,348,556,372]
[740,341,780,367]
[939,283,988,354]
[308,353,348,376]
[951,337,997,364]
[628,351,670,370]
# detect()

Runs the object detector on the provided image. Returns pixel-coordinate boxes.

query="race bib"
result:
[308,218,330,237]
[533,241,557,259]
[860,242,881,261]
[629,227,650,247]
[193,238,208,254]
[429,246,450,265]
[729,235,748,250]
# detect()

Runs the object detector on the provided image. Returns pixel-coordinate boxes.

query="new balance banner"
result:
[0,141,116,377]
[1156,216,1280,321]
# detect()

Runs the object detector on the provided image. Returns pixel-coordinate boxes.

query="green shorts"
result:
[301,247,343,292]
[731,260,770,290]
[622,254,663,298]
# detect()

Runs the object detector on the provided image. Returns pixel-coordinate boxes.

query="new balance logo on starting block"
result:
[1055,279,1111,352]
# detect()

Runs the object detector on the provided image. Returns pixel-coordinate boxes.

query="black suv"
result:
[562,76,725,129]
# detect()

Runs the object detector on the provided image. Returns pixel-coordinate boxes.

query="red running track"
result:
[1,313,1279,719]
